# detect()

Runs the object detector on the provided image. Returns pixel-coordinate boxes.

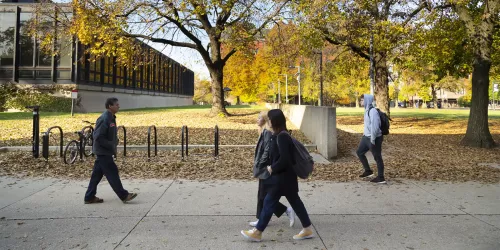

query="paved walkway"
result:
[0,176,499,250]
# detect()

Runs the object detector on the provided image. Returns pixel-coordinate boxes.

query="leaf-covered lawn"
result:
[1,107,499,182]
[0,107,309,147]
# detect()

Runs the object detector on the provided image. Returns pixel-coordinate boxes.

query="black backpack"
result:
[368,107,390,135]
[277,131,314,179]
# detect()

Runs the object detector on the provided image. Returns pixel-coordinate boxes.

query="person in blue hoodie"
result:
[357,94,386,184]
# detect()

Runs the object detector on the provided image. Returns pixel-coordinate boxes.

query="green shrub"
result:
[2,84,72,112]
[457,96,471,107]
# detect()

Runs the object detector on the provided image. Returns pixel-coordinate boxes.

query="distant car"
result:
[224,101,231,107]
[426,102,442,108]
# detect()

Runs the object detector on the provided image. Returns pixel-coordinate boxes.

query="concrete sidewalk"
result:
[0,177,499,250]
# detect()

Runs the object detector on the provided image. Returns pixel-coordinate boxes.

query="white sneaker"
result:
[286,207,295,227]
[249,219,259,227]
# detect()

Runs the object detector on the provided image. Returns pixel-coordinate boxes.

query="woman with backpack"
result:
[249,110,295,228]
[241,109,314,242]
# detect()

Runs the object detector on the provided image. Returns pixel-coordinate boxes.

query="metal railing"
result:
[147,125,157,159]
[181,125,188,160]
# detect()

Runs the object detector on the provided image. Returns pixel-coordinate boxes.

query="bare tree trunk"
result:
[209,64,229,116]
[461,57,495,148]
[374,53,390,116]
[431,84,438,109]
[355,94,359,108]
[456,3,497,148]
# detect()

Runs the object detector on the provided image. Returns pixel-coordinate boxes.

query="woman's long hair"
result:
[268,109,287,135]
[258,110,271,135]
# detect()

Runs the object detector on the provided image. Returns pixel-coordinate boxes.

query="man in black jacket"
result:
[84,98,137,204]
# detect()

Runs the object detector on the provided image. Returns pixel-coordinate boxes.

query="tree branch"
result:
[124,33,198,49]
[249,0,290,37]
[226,0,258,27]
[401,1,428,26]
[190,1,213,32]
[222,48,237,63]
[323,35,370,60]
[116,3,149,18]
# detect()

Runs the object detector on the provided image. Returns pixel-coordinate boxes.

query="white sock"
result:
[287,207,293,214]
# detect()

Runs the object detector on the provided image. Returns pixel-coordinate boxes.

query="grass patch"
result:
[336,107,500,120]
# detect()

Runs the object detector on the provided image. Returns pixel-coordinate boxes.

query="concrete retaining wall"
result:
[266,103,337,159]
[75,86,193,112]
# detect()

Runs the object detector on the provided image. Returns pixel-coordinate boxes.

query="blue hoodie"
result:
[363,94,382,144]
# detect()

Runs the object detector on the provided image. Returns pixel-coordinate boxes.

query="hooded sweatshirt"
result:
[363,94,382,144]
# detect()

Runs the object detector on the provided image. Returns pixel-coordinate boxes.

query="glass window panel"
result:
[0,69,13,78]
[57,70,70,79]
[19,70,33,79]
[36,70,51,79]
[19,12,34,67]
[0,12,15,67]
[57,36,71,67]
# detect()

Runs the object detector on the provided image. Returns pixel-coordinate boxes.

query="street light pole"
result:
[285,74,288,104]
[298,66,301,105]
[278,78,281,104]
[281,74,288,104]
[288,65,301,105]
[319,50,323,106]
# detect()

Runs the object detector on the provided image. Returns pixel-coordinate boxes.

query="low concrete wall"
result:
[76,86,193,112]
[266,103,337,159]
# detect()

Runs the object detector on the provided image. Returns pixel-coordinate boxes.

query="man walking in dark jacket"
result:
[84,98,137,204]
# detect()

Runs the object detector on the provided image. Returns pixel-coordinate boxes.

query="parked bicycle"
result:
[63,120,95,164]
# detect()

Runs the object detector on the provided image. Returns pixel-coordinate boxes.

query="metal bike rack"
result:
[26,106,40,158]
[214,125,219,159]
[147,125,157,159]
[181,125,189,160]
[42,126,64,161]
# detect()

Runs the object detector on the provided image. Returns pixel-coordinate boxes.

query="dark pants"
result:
[256,191,311,232]
[256,179,287,219]
[357,136,384,177]
[84,155,129,201]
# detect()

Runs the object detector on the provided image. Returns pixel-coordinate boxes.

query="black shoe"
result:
[359,171,374,178]
[370,176,386,184]
[122,193,138,203]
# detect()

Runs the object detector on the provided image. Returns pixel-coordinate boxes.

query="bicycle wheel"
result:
[83,134,93,157]
[83,128,93,146]
[64,140,79,164]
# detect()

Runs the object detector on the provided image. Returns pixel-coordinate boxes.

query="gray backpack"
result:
[278,131,314,179]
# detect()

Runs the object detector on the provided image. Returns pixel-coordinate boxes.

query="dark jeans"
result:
[256,192,311,232]
[84,155,129,201]
[256,179,287,219]
[356,136,384,177]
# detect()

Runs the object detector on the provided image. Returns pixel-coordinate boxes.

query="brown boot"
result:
[84,197,104,204]
[122,193,138,203]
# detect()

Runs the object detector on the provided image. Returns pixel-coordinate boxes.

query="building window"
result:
[19,12,33,67]
[104,56,112,85]
[0,11,15,78]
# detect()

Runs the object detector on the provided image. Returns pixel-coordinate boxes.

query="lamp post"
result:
[281,74,288,104]
[289,65,301,105]
[278,78,281,104]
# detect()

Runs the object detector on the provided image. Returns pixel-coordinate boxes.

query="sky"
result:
[148,42,210,80]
